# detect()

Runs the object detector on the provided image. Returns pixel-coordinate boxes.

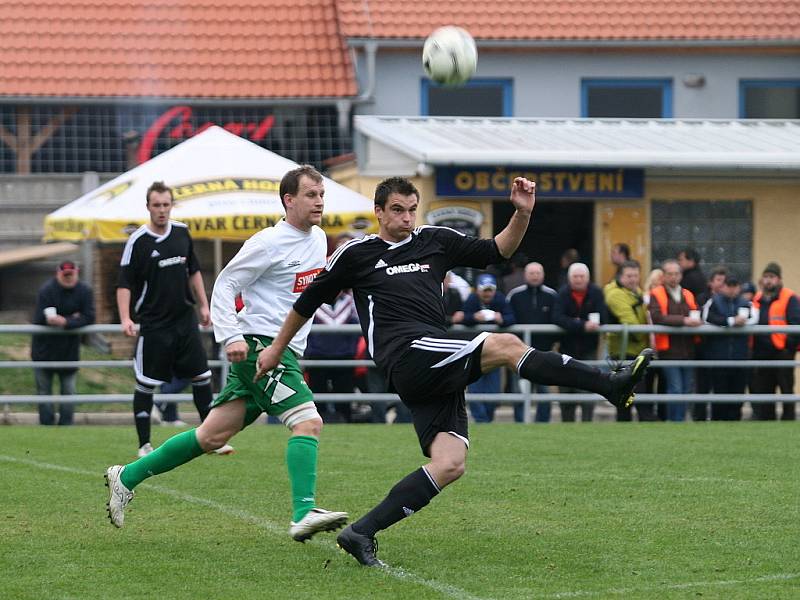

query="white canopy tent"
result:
[45,125,377,243]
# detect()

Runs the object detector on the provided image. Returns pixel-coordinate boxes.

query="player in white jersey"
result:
[105,166,347,542]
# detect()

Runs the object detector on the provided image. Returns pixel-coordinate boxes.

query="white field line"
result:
[0,454,488,600]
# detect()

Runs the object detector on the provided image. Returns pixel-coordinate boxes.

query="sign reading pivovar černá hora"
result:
[436,166,644,199]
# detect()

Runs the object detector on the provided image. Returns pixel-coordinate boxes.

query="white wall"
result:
[354,49,800,118]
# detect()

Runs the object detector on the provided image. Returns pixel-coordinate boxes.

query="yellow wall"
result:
[597,176,800,290]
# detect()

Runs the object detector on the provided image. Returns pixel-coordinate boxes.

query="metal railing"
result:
[2,323,799,423]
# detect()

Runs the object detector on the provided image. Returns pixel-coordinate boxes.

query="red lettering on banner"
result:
[138,106,276,164]
[293,268,323,293]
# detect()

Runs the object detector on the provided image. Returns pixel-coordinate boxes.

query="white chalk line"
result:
[0,454,488,600]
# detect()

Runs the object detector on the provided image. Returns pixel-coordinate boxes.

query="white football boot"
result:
[290,508,349,542]
[105,465,134,528]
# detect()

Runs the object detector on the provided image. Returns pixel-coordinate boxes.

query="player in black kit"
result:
[257,176,653,566]
[117,181,223,457]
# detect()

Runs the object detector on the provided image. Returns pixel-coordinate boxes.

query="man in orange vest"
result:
[648,259,703,421]
[750,262,800,421]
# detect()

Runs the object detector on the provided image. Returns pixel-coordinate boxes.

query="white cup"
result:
[689,310,701,321]
[588,312,600,325]
[44,307,57,319]
[479,309,496,322]
[738,307,750,319]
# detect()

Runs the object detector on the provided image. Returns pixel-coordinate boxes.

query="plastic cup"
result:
[44,307,57,319]
[588,312,600,324]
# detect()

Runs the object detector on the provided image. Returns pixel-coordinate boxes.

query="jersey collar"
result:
[145,221,172,243]
[380,232,414,251]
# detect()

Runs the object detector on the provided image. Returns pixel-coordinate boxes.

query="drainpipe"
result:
[335,41,379,138]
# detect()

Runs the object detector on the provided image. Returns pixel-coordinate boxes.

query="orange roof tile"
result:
[0,0,358,100]
[335,0,800,41]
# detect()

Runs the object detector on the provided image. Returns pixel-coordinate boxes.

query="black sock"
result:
[133,384,154,447]
[353,467,440,538]
[191,378,212,421]
[517,348,611,396]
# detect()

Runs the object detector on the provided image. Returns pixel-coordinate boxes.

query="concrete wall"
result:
[0,173,115,312]
[355,48,800,118]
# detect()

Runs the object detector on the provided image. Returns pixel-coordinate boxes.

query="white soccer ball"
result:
[422,26,478,86]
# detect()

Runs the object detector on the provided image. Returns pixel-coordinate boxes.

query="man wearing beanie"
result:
[750,262,800,420]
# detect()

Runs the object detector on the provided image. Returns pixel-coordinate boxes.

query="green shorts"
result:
[213,335,315,428]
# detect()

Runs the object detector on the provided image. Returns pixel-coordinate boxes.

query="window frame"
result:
[420,78,514,117]
[739,79,800,118]
[580,78,673,118]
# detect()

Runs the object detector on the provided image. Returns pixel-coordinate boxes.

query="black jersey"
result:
[294,225,503,375]
[118,221,201,331]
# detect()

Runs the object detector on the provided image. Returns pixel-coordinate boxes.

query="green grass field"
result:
[1,423,798,599]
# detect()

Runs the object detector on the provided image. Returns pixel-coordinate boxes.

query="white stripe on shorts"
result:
[428,331,491,369]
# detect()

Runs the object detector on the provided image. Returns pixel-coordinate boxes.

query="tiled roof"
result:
[336,1,800,41]
[0,0,357,99]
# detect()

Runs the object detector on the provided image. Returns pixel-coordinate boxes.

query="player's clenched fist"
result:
[254,345,281,382]
[225,340,248,363]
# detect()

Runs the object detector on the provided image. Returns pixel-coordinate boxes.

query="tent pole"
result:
[213,238,222,278]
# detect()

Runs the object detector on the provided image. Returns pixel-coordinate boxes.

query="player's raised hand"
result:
[510,177,535,214]
[254,345,281,382]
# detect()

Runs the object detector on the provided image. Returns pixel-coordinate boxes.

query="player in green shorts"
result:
[105,166,348,541]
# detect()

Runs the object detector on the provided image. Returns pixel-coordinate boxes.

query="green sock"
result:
[120,428,204,489]
[286,435,319,522]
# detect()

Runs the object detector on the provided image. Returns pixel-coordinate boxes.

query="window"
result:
[740,80,800,118]
[651,200,753,281]
[421,79,513,117]
[582,79,672,118]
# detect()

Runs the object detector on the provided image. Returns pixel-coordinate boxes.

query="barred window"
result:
[651,200,753,281]
[0,104,351,174]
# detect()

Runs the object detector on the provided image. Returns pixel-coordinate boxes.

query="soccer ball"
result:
[422,26,478,86]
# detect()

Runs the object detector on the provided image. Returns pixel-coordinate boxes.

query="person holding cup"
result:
[553,262,608,422]
[462,273,516,422]
[704,275,755,420]
[648,259,703,422]
[31,260,95,425]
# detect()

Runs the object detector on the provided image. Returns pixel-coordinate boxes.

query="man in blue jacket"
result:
[553,263,607,422]
[462,273,516,422]
[704,275,753,420]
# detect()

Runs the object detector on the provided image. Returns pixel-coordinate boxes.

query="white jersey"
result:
[211,219,327,355]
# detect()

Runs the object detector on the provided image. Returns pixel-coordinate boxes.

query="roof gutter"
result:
[346,37,800,50]
[0,95,356,107]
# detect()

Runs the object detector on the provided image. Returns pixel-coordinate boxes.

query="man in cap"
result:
[462,273,516,422]
[750,262,800,420]
[31,260,95,425]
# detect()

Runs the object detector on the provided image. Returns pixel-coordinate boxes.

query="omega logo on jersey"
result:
[385,262,430,275]
[293,268,322,293]
[157,256,187,268]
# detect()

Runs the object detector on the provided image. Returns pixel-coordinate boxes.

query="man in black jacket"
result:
[507,261,557,422]
[553,262,608,422]
[31,260,95,425]
[677,248,707,300]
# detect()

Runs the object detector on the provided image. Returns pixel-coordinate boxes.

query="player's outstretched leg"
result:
[104,400,244,528]
[517,346,654,409]
[104,428,205,528]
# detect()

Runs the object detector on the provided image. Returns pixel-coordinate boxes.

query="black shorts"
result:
[134,312,210,386]
[389,331,489,457]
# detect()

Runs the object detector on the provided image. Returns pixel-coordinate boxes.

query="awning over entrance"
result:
[0,242,79,268]
[354,116,800,174]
